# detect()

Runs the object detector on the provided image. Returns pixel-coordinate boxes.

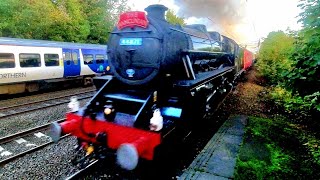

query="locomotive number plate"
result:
[120,38,142,46]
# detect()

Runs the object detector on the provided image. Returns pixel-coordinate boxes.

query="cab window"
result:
[0,53,15,68]
[83,54,93,64]
[96,54,105,64]
[19,53,41,67]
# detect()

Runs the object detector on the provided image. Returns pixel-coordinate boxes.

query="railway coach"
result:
[0,37,110,95]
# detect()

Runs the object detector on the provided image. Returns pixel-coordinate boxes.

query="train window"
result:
[72,52,78,65]
[63,52,71,65]
[64,52,71,60]
[0,53,15,68]
[190,36,212,51]
[95,54,105,64]
[83,54,93,64]
[44,54,59,66]
[19,53,41,67]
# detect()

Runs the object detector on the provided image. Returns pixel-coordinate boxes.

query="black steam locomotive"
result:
[50,4,248,171]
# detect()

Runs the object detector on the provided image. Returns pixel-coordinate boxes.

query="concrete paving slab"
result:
[180,170,229,180]
[179,115,248,180]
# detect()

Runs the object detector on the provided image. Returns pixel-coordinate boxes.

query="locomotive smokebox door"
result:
[108,7,168,85]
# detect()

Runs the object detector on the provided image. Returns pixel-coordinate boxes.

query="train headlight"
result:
[104,108,112,115]
[106,66,110,71]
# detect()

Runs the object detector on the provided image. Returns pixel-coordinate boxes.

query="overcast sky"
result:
[127,0,302,49]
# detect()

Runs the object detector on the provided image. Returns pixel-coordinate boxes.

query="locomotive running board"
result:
[173,66,234,90]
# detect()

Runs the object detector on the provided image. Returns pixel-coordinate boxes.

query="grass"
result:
[234,116,320,179]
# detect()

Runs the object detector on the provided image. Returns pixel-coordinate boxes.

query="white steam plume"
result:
[174,0,248,42]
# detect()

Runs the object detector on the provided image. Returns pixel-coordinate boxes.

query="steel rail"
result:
[0,134,70,166]
[0,119,65,145]
[0,89,95,111]
[0,93,93,119]
[0,119,68,166]
[65,160,99,180]
[0,87,95,107]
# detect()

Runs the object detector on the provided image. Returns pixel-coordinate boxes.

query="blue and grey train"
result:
[0,37,110,95]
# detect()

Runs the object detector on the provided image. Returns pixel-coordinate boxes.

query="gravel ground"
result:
[0,91,89,179]
[0,97,90,137]
[0,136,79,179]
[0,130,53,162]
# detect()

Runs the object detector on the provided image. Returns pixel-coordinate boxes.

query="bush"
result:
[256,31,295,85]
[269,86,320,118]
[285,0,320,96]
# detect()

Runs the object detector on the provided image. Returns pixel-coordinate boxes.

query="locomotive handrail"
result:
[182,50,230,61]
[182,50,229,56]
[182,55,196,80]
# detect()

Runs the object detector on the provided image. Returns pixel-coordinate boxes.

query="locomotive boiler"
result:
[49,4,250,171]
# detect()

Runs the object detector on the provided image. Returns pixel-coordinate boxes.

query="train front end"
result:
[48,5,178,170]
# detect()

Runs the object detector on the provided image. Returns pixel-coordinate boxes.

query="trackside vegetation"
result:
[235,0,320,179]
[0,0,130,44]
[0,0,184,44]
[235,117,320,179]
[256,0,320,121]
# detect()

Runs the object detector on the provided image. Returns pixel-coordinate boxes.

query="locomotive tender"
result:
[0,38,110,95]
[50,4,253,170]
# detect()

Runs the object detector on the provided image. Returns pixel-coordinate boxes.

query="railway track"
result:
[66,160,100,180]
[0,119,68,166]
[0,90,95,119]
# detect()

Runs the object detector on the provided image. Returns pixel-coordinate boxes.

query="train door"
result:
[63,49,80,77]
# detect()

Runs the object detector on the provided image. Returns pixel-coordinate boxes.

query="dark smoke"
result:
[174,0,247,41]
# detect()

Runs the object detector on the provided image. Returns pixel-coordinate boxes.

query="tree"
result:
[256,31,295,84]
[286,0,320,96]
[258,0,320,116]
[0,0,130,44]
[166,9,186,26]
[81,0,130,44]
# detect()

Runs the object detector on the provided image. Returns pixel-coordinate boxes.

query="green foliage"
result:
[269,86,320,115]
[302,133,320,165]
[165,9,186,26]
[235,116,320,179]
[257,0,320,115]
[256,31,295,84]
[0,0,130,44]
[285,0,320,95]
